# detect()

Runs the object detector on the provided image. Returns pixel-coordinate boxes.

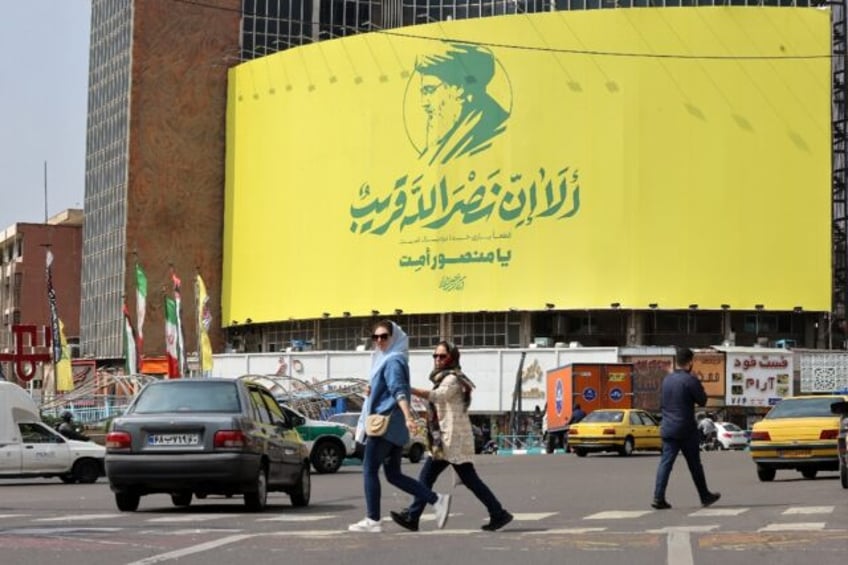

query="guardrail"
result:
[41,397,131,424]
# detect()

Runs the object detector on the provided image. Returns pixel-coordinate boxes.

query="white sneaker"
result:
[433,493,451,529]
[348,517,382,533]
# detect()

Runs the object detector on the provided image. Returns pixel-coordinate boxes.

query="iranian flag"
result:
[165,296,180,378]
[123,303,138,376]
[135,263,147,360]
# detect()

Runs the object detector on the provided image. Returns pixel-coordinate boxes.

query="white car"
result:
[278,404,357,474]
[714,421,749,450]
[1,382,105,483]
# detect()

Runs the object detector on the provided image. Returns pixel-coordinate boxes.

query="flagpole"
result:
[41,244,57,397]
[195,268,201,378]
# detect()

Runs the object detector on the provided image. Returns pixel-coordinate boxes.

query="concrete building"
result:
[81,0,844,367]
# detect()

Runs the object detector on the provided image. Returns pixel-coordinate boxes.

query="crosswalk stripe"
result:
[269,530,359,537]
[524,527,607,535]
[648,525,720,533]
[689,508,748,517]
[257,514,334,522]
[146,514,241,523]
[782,506,834,515]
[584,510,653,520]
[34,513,121,522]
[758,522,826,532]
[509,512,558,521]
[159,528,243,535]
[408,529,482,535]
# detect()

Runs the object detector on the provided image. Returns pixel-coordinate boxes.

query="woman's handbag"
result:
[365,413,390,437]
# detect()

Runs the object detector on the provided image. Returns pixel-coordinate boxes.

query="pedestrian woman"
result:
[390,340,513,532]
[348,320,452,533]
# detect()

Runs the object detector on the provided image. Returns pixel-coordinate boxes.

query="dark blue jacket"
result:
[659,370,707,440]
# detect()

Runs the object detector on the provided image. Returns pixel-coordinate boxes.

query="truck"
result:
[0,381,105,483]
[544,363,634,453]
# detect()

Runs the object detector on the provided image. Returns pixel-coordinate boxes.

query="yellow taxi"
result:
[749,395,848,482]
[567,408,661,457]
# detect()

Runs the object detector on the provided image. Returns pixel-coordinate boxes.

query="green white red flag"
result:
[164,295,180,378]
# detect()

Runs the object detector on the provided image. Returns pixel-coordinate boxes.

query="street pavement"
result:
[0,450,846,565]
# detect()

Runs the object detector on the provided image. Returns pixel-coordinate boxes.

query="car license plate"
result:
[148,433,200,446]
[779,449,811,458]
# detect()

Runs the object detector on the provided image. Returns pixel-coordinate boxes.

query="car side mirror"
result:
[831,400,848,416]
[292,415,306,428]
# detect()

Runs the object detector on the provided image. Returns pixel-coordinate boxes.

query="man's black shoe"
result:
[390,510,419,532]
[701,492,721,507]
[651,499,672,510]
[481,510,514,531]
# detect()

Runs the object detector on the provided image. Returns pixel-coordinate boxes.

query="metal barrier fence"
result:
[41,397,131,424]
[496,434,545,452]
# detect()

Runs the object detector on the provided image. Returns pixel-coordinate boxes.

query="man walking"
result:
[652,346,720,510]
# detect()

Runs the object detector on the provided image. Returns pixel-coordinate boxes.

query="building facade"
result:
[81,0,239,361]
[82,0,842,367]
[0,210,83,361]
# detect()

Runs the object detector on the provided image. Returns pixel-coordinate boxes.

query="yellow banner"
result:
[224,8,832,324]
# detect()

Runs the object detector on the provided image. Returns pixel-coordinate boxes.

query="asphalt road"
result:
[1,450,846,565]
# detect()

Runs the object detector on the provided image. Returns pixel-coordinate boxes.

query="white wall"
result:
[213,347,619,413]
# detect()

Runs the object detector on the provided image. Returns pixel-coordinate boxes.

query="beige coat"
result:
[428,373,475,465]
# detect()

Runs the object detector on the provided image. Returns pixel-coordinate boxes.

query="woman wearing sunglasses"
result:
[349,320,452,533]
[391,340,513,532]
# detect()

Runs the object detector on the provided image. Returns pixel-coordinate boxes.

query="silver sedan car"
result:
[105,378,311,512]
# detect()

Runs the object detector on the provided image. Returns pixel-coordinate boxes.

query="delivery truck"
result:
[0,382,105,483]
[544,363,633,453]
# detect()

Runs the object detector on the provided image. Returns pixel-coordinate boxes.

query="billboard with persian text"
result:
[223,8,831,324]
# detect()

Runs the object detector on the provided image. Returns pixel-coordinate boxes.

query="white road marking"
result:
[267,530,343,537]
[34,513,122,522]
[410,529,482,536]
[648,525,719,533]
[508,512,557,521]
[146,514,241,523]
[667,530,694,565]
[689,508,748,517]
[256,514,334,522]
[524,527,608,535]
[584,510,652,520]
[154,528,243,536]
[782,506,834,515]
[0,514,26,519]
[123,533,256,565]
[758,522,826,532]
[2,527,123,535]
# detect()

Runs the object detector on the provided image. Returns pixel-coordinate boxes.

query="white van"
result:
[0,382,105,483]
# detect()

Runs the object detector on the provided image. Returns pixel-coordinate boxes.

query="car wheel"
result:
[841,461,848,489]
[407,443,424,463]
[801,468,818,480]
[72,458,100,484]
[757,466,776,482]
[619,437,634,457]
[243,464,268,512]
[290,465,311,508]
[574,448,588,457]
[171,492,192,507]
[115,492,140,512]
[311,440,344,474]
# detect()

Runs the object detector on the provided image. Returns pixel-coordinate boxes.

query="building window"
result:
[451,312,520,348]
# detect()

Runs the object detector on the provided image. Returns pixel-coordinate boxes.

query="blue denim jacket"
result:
[369,356,411,447]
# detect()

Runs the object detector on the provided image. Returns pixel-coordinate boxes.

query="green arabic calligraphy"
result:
[399,247,512,271]
[349,167,580,236]
[439,275,466,292]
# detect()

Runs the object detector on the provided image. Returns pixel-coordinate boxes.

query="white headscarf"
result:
[368,321,409,383]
